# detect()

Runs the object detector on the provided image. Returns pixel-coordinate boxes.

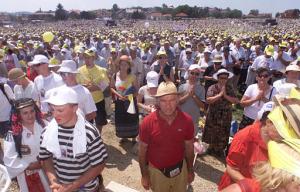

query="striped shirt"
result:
[39,121,107,191]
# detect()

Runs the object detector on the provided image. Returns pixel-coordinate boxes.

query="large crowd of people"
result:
[0,18,300,191]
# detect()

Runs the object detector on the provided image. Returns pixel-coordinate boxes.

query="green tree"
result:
[69,11,80,20]
[229,9,243,18]
[275,12,280,18]
[131,11,146,19]
[162,3,168,9]
[80,11,96,20]
[55,3,68,20]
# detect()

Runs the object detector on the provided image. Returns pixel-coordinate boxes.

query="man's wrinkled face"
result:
[158,94,178,116]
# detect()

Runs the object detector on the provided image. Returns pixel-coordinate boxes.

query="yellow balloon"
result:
[42,32,54,43]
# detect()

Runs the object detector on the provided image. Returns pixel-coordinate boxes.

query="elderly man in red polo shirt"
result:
[138,81,195,192]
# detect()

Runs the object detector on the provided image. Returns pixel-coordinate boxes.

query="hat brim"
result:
[213,60,223,63]
[213,71,234,80]
[28,61,48,66]
[265,51,274,56]
[44,99,76,106]
[57,67,78,74]
[9,74,26,81]
[274,95,300,138]
[154,91,179,97]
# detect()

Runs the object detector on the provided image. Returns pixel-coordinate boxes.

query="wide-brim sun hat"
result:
[57,60,78,74]
[213,68,234,80]
[155,81,178,97]
[157,50,167,57]
[8,68,26,81]
[286,64,300,72]
[212,54,223,63]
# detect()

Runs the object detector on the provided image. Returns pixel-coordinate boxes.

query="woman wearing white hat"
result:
[273,64,300,92]
[202,68,239,156]
[179,64,206,136]
[137,71,159,117]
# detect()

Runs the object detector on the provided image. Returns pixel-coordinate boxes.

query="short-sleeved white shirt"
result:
[33,72,64,112]
[271,51,293,72]
[14,81,35,100]
[69,84,97,115]
[273,78,300,92]
[243,84,277,120]
[251,55,274,70]
[0,84,15,121]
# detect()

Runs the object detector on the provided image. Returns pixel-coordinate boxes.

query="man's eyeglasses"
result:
[190,72,200,76]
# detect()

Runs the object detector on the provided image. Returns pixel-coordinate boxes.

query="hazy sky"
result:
[1,0,299,15]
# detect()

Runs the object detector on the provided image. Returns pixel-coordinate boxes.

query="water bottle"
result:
[230,120,238,137]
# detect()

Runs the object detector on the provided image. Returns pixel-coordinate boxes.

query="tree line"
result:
[55,3,97,20]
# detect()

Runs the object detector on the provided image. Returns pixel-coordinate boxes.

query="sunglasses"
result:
[190,72,200,76]
[258,74,269,78]
[158,56,167,60]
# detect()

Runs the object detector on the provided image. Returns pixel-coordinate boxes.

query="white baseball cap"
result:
[57,60,78,74]
[28,54,49,66]
[45,86,78,106]
[146,71,159,88]
[257,101,275,120]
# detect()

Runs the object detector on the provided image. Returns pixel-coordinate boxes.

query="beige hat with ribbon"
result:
[155,81,178,97]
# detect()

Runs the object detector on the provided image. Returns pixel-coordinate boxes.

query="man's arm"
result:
[59,163,105,192]
[85,111,97,121]
[226,165,245,182]
[185,139,195,183]
[138,141,151,190]
[40,157,61,192]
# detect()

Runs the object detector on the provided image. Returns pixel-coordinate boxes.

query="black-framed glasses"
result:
[190,72,200,76]
[258,74,269,78]
[158,56,166,59]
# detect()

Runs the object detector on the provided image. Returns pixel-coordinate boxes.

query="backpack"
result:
[0,83,11,104]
